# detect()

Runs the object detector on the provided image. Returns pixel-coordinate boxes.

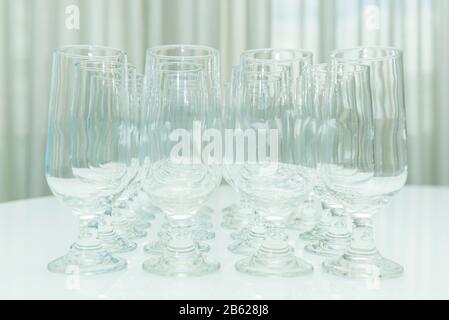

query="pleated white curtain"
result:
[0,0,448,202]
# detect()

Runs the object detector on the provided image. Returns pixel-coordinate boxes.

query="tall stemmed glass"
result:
[296,64,332,241]
[73,61,138,254]
[228,49,314,257]
[221,65,254,231]
[46,45,130,274]
[233,49,313,276]
[142,45,222,221]
[303,63,352,257]
[143,45,221,255]
[123,73,158,230]
[111,68,150,240]
[141,60,222,276]
[322,47,408,279]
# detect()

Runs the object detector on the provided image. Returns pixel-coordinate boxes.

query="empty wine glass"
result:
[232,49,314,276]
[228,49,315,258]
[46,45,130,275]
[221,65,255,231]
[322,47,407,279]
[303,63,352,257]
[109,66,149,240]
[74,61,138,254]
[296,64,333,241]
[142,45,221,256]
[141,58,222,276]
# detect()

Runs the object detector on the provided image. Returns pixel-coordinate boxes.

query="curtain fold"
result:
[0,0,447,202]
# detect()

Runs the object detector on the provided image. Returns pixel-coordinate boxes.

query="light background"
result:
[0,0,448,202]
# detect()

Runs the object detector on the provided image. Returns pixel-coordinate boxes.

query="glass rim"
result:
[74,60,125,72]
[147,44,219,59]
[55,45,126,59]
[157,62,204,73]
[330,46,403,63]
[241,48,313,63]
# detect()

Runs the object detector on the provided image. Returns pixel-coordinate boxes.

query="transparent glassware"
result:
[221,66,255,231]
[110,68,148,241]
[74,61,138,254]
[303,64,352,257]
[141,47,222,276]
[321,47,408,279]
[45,45,130,275]
[232,49,314,276]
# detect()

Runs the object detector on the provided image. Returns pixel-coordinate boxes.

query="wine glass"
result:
[141,60,222,276]
[110,67,150,240]
[46,45,130,275]
[322,47,407,279]
[228,49,314,257]
[221,65,254,231]
[142,45,221,255]
[73,61,138,254]
[233,49,314,276]
[303,63,352,257]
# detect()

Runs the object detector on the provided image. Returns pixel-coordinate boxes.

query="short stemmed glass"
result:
[233,49,314,276]
[322,47,408,279]
[141,57,222,276]
[46,45,130,275]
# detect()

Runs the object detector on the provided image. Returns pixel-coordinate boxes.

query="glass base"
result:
[304,234,351,257]
[99,228,137,254]
[142,241,220,277]
[221,215,249,231]
[197,206,214,220]
[322,251,404,279]
[194,229,215,241]
[113,220,148,240]
[162,220,214,231]
[230,228,248,241]
[48,244,127,275]
[221,205,252,231]
[228,227,264,255]
[144,239,210,255]
[299,225,327,242]
[287,204,318,231]
[222,203,238,218]
[235,244,313,277]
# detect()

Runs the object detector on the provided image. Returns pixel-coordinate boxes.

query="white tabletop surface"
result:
[0,185,448,300]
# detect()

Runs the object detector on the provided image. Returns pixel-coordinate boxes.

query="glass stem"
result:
[264,217,288,247]
[76,216,100,248]
[347,217,377,256]
[326,207,350,237]
[167,216,195,251]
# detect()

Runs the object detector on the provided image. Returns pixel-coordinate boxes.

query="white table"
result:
[0,185,448,300]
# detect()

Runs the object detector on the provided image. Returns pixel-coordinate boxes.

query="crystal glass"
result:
[73,61,138,254]
[46,45,130,275]
[141,56,222,276]
[322,47,408,279]
[232,49,314,276]
[304,63,352,256]
[130,75,160,227]
[228,49,315,257]
[142,45,221,257]
[111,69,150,239]
[221,65,254,231]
